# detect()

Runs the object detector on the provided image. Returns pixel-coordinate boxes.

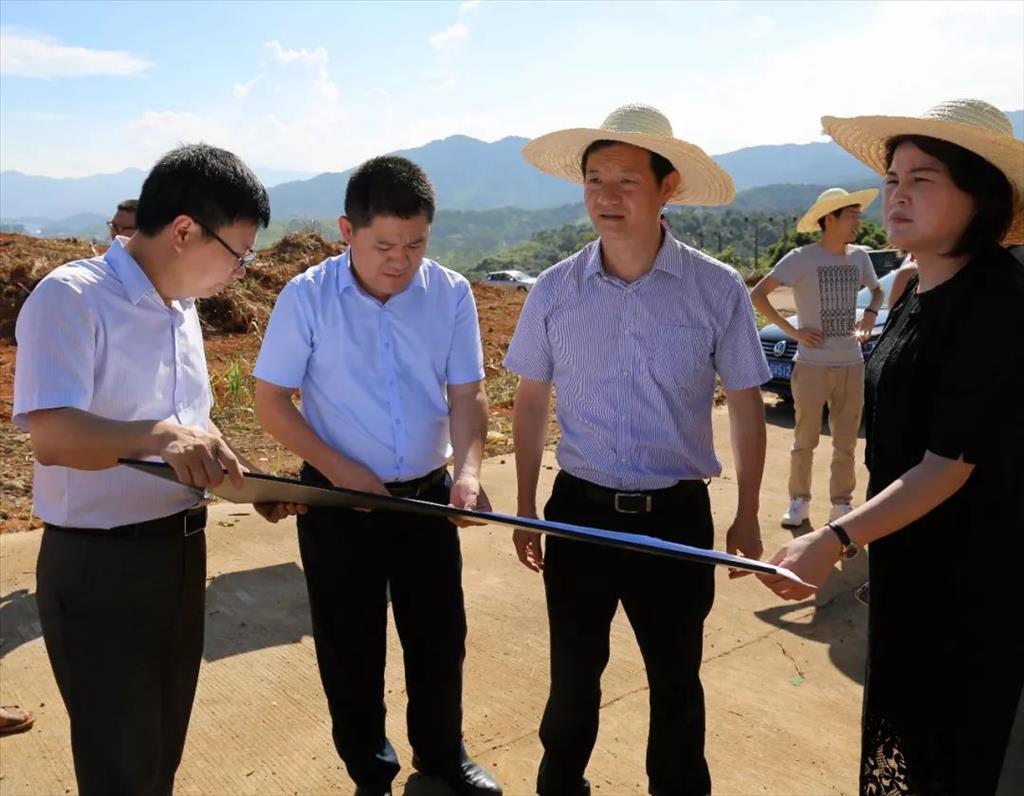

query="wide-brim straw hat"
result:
[522,103,735,206]
[796,187,879,233]
[822,99,1024,245]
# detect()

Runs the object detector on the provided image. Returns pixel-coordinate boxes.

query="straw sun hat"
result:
[522,103,735,206]
[796,187,879,233]
[822,99,1024,245]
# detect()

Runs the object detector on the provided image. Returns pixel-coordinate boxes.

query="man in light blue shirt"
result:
[254,156,501,796]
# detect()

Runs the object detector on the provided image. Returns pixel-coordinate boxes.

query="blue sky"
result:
[2,0,1022,177]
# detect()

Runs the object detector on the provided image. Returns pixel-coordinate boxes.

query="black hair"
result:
[116,199,138,213]
[885,134,1013,257]
[344,155,436,229]
[135,143,270,236]
[816,205,856,232]
[580,139,676,185]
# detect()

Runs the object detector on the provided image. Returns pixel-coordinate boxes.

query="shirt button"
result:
[622,369,628,375]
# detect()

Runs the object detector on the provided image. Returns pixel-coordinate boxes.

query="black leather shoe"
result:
[412,757,502,796]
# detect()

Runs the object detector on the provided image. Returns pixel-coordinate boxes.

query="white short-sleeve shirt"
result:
[13,238,211,528]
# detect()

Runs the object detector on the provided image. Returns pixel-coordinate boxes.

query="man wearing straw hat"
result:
[750,188,884,529]
[505,103,770,796]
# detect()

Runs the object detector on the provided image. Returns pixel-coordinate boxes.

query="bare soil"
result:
[0,234,555,531]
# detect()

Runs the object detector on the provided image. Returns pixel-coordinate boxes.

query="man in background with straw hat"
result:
[505,103,770,796]
[750,188,884,529]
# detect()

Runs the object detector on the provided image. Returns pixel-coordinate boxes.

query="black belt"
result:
[47,506,208,537]
[301,463,448,499]
[558,471,705,514]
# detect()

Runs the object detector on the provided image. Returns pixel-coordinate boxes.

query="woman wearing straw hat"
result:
[506,103,770,796]
[756,99,1024,794]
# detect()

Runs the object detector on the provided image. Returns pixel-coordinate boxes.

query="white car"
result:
[484,270,536,291]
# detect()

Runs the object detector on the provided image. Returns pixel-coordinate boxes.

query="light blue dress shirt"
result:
[13,238,211,528]
[504,233,771,490]
[253,251,485,482]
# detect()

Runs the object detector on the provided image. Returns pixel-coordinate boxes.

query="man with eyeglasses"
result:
[13,143,301,796]
[107,198,138,240]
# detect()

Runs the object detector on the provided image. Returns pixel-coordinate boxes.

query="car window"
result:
[856,270,896,309]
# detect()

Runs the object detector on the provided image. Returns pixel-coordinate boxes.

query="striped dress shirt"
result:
[504,233,770,490]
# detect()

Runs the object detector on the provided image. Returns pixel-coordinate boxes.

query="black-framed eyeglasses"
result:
[195,221,257,271]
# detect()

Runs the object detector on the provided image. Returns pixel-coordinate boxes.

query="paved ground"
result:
[0,402,870,796]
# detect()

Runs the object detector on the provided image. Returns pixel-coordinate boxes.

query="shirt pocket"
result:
[641,324,713,391]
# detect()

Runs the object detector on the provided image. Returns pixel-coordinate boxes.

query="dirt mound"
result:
[0,232,346,340]
[198,233,346,334]
[0,234,99,341]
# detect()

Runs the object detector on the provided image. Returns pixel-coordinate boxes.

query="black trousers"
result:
[537,472,716,796]
[35,524,206,796]
[296,470,468,791]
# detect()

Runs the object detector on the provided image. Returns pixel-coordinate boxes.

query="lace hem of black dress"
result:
[861,717,911,795]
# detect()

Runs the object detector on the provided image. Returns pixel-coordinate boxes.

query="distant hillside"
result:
[268,135,581,217]
[4,110,1020,223]
[0,165,316,220]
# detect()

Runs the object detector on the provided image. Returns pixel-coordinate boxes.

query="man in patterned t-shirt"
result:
[751,187,885,527]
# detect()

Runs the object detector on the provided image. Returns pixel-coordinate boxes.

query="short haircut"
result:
[885,134,1013,257]
[817,205,857,232]
[135,143,270,236]
[581,139,676,185]
[116,199,139,213]
[344,155,436,229]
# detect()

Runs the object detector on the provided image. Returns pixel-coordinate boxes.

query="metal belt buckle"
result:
[613,492,651,514]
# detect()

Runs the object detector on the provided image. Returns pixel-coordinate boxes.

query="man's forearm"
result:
[26,408,172,470]
[512,390,551,514]
[750,289,797,336]
[726,388,766,519]
[254,388,348,479]
[449,388,489,479]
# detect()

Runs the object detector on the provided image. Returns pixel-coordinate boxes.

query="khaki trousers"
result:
[788,361,865,505]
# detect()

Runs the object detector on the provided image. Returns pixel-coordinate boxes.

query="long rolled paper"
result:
[120,458,813,587]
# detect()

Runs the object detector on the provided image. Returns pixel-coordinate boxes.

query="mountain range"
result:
[2,111,1020,233]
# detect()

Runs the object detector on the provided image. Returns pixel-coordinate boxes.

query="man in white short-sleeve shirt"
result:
[751,187,885,527]
[13,144,299,796]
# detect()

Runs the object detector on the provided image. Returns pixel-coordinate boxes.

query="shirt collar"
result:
[104,237,160,305]
[584,232,688,282]
[336,249,429,297]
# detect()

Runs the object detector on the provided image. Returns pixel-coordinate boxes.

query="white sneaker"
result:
[829,503,853,522]
[781,497,810,527]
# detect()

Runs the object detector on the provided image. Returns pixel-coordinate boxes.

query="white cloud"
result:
[662,0,1024,153]
[0,28,152,78]
[429,23,469,53]
[459,0,481,12]
[746,15,775,39]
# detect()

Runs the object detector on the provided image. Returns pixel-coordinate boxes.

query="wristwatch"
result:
[826,521,859,559]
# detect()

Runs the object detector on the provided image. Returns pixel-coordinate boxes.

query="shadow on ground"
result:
[0,562,315,663]
[753,536,869,685]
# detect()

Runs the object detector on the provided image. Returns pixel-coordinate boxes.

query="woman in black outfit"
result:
[757,99,1024,795]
